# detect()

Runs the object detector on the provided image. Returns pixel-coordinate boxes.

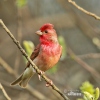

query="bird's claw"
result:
[46,80,53,87]
[38,71,44,81]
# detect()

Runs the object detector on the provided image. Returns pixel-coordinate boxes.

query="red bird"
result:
[11,23,62,87]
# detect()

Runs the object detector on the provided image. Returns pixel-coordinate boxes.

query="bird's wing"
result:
[26,44,41,68]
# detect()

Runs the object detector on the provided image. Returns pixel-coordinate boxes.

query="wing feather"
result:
[26,44,40,68]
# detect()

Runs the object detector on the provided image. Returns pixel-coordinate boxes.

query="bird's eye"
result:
[44,30,48,33]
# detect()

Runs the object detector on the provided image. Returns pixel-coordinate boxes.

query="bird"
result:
[11,23,62,87]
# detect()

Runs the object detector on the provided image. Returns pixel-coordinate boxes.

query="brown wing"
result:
[26,44,41,68]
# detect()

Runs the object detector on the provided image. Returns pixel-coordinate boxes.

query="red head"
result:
[36,23,58,45]
[40,23,54,32]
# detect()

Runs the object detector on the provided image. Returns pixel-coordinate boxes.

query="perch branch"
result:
[0,19,69,100]
[0,83,11,100]
[68,0,100,20]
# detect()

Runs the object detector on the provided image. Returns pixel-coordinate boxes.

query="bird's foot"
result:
[46,80,53,87]
[38,71,44,81]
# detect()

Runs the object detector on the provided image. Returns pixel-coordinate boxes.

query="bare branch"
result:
[0,83,11,100]
[68,0,100,20]
[77,53,100,59]
[0,57,16,76]
[0,19,70,100]
[66,53,100,59]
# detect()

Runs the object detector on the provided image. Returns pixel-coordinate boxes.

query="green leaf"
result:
[94,88,99,100]
[58,35,67,60]
[23,40,34,56]
[16,0,27,7]
[83,92,94,100]
[80,81,95,95]
[23,40,34,63]
[78,81,100,100]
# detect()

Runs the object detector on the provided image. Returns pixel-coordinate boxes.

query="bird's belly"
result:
[33,54,60,71]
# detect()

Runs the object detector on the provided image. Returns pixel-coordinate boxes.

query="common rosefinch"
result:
[11,23,62,87]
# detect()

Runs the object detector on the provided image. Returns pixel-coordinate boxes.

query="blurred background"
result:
[0,0,100,100]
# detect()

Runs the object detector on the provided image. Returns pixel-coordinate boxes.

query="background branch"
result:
[68,0,100,20]
[0,19,70,100]
[0,57,16,76]
[67,47,100,79]
[0,83,11,100]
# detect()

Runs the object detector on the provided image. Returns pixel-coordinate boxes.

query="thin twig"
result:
[0,80,22,91]
[77,53,100,59]
[66,53,100,59]
[0,83,11,100]
[68,0,100,20]
[0,57,17,76]
[0,19,70,100]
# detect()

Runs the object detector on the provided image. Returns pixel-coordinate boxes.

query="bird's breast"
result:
[33,44,62,71]
[41,44,61,56]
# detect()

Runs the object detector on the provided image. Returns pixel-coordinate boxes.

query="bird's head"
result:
[36,23,58,45]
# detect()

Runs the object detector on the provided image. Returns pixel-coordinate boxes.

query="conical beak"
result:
[35,30,42,35]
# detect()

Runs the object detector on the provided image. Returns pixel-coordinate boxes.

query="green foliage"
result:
[94,88,99,100]
[23,40,34,56]
[80,81,95,95]
[78,81,100,100]
[16,0,27,8]
[83,92,94,100]
[58,35,67,60]
[23,40,34,63]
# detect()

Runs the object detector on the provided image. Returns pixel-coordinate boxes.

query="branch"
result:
[0,83,11,100]
[66,53,100,59]
[68,0,100,20]
[0,57,17,76]
[0,80,22,91]
[0,19,70,100]
[77,53,100,59]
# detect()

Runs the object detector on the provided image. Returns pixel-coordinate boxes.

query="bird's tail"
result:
[11,66,34,87]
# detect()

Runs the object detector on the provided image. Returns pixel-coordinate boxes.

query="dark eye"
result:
[44,30,48,33]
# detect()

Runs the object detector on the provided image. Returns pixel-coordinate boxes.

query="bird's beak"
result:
[35,30,42,35]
